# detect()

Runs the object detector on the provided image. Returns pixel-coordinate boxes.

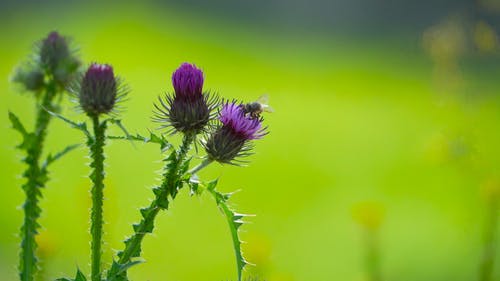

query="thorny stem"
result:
[107,133,202,280]
[89,115,106,281]
[479,195,499,281]
[19,81,57,281]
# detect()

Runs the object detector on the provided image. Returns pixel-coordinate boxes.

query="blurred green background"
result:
[1,0,500,280]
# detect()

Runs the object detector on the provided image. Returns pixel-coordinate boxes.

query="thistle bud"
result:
[154,63,217,134]
[40,32,70,72]
[204,102,266,164]
[78,63,119,116]
[39,31,79,85]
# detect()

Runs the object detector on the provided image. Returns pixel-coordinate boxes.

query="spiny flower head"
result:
[220,102,265,140]
[204,101,267,164]
[77,63,126,116]
[154,62,218,135]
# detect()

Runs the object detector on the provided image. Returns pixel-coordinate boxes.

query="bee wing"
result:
[257,94,270,104]
[261,104,274,113]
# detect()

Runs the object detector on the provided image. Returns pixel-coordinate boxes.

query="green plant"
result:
[9,31,80,281]
[49,62,268,281]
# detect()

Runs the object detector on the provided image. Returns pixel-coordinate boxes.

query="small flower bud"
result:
[40,32,70,72]
[154,63,218,134]
[39,31,80,86]
[79,63,119,116]
[204,102,266,164]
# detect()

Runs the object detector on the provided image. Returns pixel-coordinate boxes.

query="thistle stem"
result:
[19,81,57,281]
[188,158,213,175]
[364,229,382,281]
[479,195,499,281]
[107,133,205,280]
[89,115,106,281]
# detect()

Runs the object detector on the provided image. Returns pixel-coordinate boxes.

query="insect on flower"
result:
[242,94,274,119]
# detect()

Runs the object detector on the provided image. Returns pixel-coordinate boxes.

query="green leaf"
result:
[107,259,142,280]
[107,118,134,146]
[187,174,206,196]
[107,131,171,151]
[8,111,28,136]
[48,110,91,139]
[42,143,81,169]
[54,269,87,281]
[207,180,249,281]
[74,269,87,281]
[116,260,143,275]
[9,111,36,151]
[107,118,129,135]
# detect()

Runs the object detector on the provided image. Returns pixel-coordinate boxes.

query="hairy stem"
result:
[19,81,57,281]
[89,115,106,281]
[479,195,499,281]
[107,133,197,280]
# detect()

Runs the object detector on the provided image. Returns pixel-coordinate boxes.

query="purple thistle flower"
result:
[154,62,218,135]
[220,103,265,140]
[78,63,125,116]
[172,63,204,100]
[204,101,267,164]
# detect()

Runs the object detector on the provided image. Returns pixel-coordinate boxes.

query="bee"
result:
[243,94,274,119]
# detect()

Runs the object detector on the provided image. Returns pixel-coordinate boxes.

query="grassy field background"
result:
[0,1,499,280]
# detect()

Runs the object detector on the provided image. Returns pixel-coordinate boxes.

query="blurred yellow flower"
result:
[352,202,385,231]
[481,178,500,201]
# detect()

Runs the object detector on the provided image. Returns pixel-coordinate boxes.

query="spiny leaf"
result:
[9,111,28,136]
[74,269,87,281]
[207,179,219,192]
[42,143,80,169]
[48,110,91,139]
[179,157,192,174]
[107,261,134,281]
[207,180,249,281]
[9,111,36,151]
[188,181,200,196]
[54,268,87,281]
[107,118,135,146]
[107,118,130,136]
[140,207,151,218]
[116,260,143,275]
[107,131,171,151]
